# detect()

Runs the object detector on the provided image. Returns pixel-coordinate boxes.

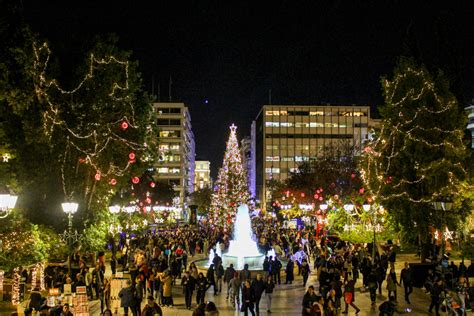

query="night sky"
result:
[17,0,474,176]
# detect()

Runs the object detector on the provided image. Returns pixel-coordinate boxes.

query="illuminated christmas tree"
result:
[360,58,469,258]
[210,124,250,226]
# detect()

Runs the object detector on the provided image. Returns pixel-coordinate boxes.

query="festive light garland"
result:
[0,270,4,295]
[11,267,20,305]
[31,42,151,196]
[210,124,250,226]
[361,66,467,204]
[31,265,37,291]
[39,263,45,291]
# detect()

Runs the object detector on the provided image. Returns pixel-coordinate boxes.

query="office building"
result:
[466,104,474,149]
[194,160,212,189]
[252,104,379,207]
[241,136,256,198]
[154,102,195,219]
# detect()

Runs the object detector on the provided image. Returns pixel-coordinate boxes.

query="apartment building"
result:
[154,102,195,219]
[252,104,379,207]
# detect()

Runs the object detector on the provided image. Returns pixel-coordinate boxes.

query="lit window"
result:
[265,156,280,161]
[265,168,280,173]
[295,122,310,128]
[309,122,324,128]
[170,144,180,150]
[296,145,310,151]
[290,168,299,173]
[325,123,339,128]
[295,156,309,162]
[158,167,169,173]
[265,122,280,127]
[282,157,294,162]
[309,111,324,116]
[280,122,293,127]
[266,145,278,150]
[159,144,169,151]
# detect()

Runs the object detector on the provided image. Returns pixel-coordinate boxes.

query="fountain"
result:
[222,204,265,269]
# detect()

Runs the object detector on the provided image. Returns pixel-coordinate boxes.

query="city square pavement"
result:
[88,254,434,316]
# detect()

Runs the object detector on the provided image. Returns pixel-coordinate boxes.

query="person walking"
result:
[242,280,256,316]
[118,280,133,316]
[229,272,242,309]
[251,273,266,315]
[301,259,311,287]
[181,271,195,310]
[196,272,209,305]
[207,264,218,296]
[160,271,173,307]
[386,267,400,301]
[215,262,224,294]
[271,257,282,285]
[224,264,236,300]
[342,276,360,314]
[400,262,413,304]
[141,295,163,316]
[428,279,443,316]
[367,268,379,306]
[285,257,294,284]
[264,275,275,313]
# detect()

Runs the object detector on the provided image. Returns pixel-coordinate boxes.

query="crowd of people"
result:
[18,218,474,316]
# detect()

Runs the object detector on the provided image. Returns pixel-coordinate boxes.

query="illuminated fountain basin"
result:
[222,204,265,269]
[195,204,266,271]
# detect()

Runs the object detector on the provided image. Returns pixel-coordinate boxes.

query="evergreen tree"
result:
[361,58,469,259]
[210,124,249,226]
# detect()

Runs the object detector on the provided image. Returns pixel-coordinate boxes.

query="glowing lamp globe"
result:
[62,202,79,215]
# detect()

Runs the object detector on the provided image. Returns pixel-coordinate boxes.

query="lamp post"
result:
[61,202,79,276]
[0,194,18,218]
[363,204,377,262]
[432,201,453,258]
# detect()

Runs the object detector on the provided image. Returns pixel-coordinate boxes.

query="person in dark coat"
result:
[181,271,195,310]
[302,285,318,316]
[29,288,44,311]
[285,258,294,284]
[196,272,209,305]
[251,274,266,315]
[224,264,236,299]
[242,280,256,316]
[342,276,360,314]
[271,258,282,285]
[367,268,379,306]
[400,262,413,304]
[118,280,133,316]
[301,259,311,287]
[207,264,217,295]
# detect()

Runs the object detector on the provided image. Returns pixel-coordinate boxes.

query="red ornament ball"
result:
[128,152,136,160]
[300,192,305,198]
[121,121,129,130]
[314,194,319,199]
[145,197,152,204]
[94,172,101,181]
[359,187,365,194]
[109,178,117,185]
[351,173,356,179]
[150,182,156,188]
[132,176,140,184]
[319,197,323,201]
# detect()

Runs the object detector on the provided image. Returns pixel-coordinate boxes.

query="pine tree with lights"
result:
[210,124,250,227]
[361,58,469,258]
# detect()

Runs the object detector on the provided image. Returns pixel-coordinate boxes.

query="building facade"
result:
[252,104,378,208]
[466,104,474,149]
[154,102,195,219]
[194,160,212,189]
[241,136,256,198]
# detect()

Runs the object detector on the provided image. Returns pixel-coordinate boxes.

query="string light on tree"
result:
[12,267,20,305]
[39,263,45,290]
[210,124,250,227]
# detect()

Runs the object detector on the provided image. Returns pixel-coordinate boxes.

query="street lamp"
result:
[432,201,453,258]
[0,194,18,218]
[61,202,79,276]
[363,204,377,262]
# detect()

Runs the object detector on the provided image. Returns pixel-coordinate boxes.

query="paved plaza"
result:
[87,254,433,316]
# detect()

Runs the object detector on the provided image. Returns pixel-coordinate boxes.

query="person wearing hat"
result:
[142,295,162,316]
